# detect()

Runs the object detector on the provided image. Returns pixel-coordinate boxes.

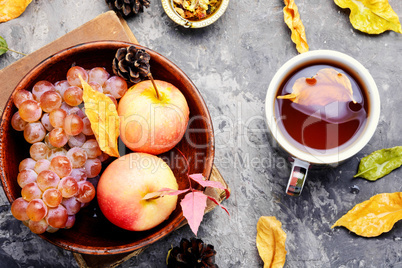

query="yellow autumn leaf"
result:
[80,77,120,158]
[256,216,287,268]
[283,0,309,54]
[332,192,402,237]
[335,0,402,34]
[277,68,356,106]
[0,0,32,23]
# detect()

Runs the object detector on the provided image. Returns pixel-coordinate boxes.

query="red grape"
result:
[45,205,68,228]
[19,158,36,172]
[67,66,88,87]
[46,148,67,161]
[40,90,62,113]
[88,81,103,93]
[34,159,51,174]
[49,155,72,178]
[26,199,48,221]
[64,114,84,136]
[103,76,128,99]
[42,188,63,208]
[88,67,110,86]
[70,168,87,182]
[11,197,29,221]
[48,128,69,148]
[37,170,60,191]
[61,197,81,215]
[64,215,76,229]
[19,100,42,122]
[24,122,46,144]
[21,182,43,201]
[41,112,54,132]
[98,152,110,163]
[83,158,102,178]
[13,89,34,108]
[11,111,28,131]
[28,219,48,234]
[76,181,96,203]
[82,139,102,159]
[29,142,50,161]
[69,107,85,118]
[68,133,86,148]
[49,108,67,128]
[32,80,55,101]
[64,86,83,106]
[17,169,38,188]
[66,147,87,168]
[60,102,73,113]
[54,80,70,99]
[58,176,79,198]
[81,117,94,136]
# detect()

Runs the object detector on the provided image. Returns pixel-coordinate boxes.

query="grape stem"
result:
[148,73,160,100]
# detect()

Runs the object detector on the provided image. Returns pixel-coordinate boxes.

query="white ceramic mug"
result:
[265,50,380,196]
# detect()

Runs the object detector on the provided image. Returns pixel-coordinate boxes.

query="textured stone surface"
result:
[1,0,402,267]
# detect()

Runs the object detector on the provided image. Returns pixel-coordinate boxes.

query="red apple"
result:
[118,80,189,155]
[97,153,178,231]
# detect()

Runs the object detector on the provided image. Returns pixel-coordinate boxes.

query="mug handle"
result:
[286,158,310,196]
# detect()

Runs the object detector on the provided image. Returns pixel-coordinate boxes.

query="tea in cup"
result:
[265,50,380,196]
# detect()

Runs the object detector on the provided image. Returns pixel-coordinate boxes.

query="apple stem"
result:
[148,73,160,100]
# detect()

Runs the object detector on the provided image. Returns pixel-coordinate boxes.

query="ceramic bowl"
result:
[0,41,214,254]
[161,0,230,28]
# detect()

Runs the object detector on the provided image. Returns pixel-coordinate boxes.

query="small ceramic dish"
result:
[0,41,214,254]
[161,0,230,28]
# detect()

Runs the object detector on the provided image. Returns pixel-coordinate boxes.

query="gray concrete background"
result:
[1,0,402,267]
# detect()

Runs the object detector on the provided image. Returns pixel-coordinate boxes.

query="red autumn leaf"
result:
[181,190,208,236]
[207,196,230,216]
[142,188,190,200]
[189,173,231,199]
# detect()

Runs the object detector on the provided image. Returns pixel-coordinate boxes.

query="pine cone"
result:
[112,46,151,84]
[105,0,150,17]
[167,238,219,268]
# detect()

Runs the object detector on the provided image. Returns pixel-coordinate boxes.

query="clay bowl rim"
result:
[0,40,215,255]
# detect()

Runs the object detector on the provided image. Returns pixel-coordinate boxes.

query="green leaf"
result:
[0,36,9,56]
[354,146,402,181]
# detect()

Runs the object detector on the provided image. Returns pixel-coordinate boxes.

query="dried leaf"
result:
[81,77,120,157]
[334,0,402,34]
[189,173,231,199]
[354,146,402,181]
[277,68,356,106]
[332,192,402,237]
[256,216,287,268]
[0,0,32,23]
[283,0,309,54]
[142,188,190,200]
[181,190,208,236]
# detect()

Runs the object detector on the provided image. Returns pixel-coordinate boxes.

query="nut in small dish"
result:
[161,0,230,28]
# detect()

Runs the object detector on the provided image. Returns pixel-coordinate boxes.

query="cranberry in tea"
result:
[275,64,369,152]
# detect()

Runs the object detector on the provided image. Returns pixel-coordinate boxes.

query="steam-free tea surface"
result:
[275,64,369,152]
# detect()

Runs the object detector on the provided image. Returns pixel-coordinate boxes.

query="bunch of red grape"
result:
[10,65,128,234]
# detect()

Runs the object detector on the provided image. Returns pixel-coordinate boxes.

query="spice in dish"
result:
[173,0,221,21]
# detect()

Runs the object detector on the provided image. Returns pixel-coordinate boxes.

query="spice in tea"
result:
[173,0,221,21]
[275,65,368,151]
